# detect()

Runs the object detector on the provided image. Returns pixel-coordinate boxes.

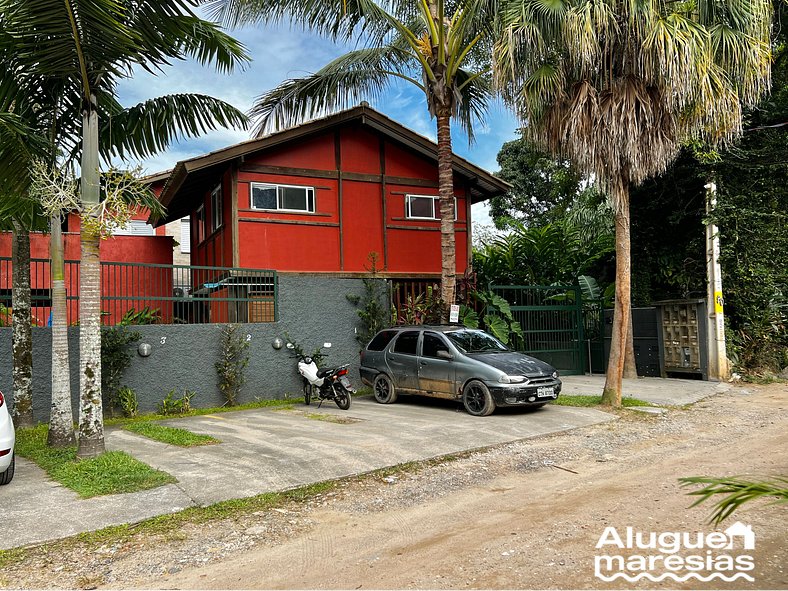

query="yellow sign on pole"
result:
[714,291,724,314]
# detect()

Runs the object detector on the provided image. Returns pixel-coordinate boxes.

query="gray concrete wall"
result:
[0,275,377,422]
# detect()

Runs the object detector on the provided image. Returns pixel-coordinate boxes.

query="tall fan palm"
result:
[2,0,249,457]
[494,0,772,404]
[211,0,496,311]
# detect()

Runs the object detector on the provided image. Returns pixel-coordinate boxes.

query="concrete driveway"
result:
[1,396,613,550]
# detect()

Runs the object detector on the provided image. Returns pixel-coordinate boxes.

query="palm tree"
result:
[2,0,249,457]
[0,197,45,430]
[494,0,772,404]
[211,0,496,311]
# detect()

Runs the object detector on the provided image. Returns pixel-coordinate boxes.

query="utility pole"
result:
[705,181,730,381]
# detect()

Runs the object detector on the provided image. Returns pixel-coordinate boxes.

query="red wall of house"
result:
[192,123,470,276]
[0,230,174,326]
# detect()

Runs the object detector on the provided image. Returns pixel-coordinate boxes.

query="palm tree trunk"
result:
[11,220,34,428]
[76,101,105,459]
[602,194,631,406]
[624,312,637,378]
[436,112,456,318]
[48,215,75,447]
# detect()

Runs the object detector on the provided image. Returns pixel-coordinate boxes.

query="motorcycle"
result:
[287,342,354,410]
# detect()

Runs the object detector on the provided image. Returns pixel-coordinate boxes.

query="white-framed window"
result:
[251,183,315,213]
[405,194,457,220]
[211,184,223,231]
[113,220,155,236]
[180,218,191,254]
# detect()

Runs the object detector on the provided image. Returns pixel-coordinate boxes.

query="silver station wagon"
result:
[360,326,562,416]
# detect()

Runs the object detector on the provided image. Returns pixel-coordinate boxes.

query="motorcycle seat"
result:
[317,367,334,378]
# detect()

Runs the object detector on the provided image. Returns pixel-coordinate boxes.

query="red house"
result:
[151,105,508,279]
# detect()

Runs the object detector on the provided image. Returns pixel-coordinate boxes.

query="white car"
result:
[0,389,15,485]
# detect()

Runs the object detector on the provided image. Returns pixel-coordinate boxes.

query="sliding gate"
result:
[491,285,586,375]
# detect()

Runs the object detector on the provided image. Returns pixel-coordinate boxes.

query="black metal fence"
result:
[0,258,277,326]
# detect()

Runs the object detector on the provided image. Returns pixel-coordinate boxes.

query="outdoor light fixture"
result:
[271,337,284,350]
[138,343,152,357]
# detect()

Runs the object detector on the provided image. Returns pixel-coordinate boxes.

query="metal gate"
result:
[491,285,587,375]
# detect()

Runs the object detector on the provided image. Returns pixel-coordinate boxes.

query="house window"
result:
[180,218,191,254]
[211,185,223,231]
[113,220,155,236]
[405,194,457,220]
[251,183,315,213]
[195,204,205,243]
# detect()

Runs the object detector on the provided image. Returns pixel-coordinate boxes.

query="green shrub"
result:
[101,326,140,416]
[116,387,138,418]
[158,389,197,415]
[215,324,250,406]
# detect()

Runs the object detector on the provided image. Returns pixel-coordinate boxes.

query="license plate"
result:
[536,386,555,398]
[340,377,355,391]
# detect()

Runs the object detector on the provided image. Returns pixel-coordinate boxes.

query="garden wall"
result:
[0,274,376,422]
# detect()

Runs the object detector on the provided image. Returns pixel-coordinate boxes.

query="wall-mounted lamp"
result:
[271,337,284,350]
[138,343,152,357]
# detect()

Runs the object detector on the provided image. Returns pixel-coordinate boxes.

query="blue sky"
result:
[116,22,521,224]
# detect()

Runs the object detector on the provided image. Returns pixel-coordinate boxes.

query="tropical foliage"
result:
[628,3,787,374]
[474,219,614,288]
[493,0,773,404]
[491,136,597,229]
[1,0,249,456]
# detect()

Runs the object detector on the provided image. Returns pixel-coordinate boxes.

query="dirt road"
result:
[4,383,787,590]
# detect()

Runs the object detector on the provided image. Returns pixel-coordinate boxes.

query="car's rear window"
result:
[367,329,398,351]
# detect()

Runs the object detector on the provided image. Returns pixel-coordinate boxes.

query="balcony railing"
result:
[0,258,277,326]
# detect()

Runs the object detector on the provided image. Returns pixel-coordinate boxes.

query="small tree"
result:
[347,253,390,348]
[215,324,250,407]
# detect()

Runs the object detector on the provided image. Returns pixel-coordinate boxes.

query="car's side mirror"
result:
[437,350,453,360]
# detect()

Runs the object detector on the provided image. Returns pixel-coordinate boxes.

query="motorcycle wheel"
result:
[303,381,314,405]
[335,388,352,410]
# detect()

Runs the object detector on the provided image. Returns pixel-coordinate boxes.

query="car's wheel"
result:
[0,454,15,485]
[303,381,314,405]
[334,388,352,410]
[373,373,397,404]
[462,380,495,416]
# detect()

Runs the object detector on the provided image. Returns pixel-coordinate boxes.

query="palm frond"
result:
[0,111,49,197]
[453,68,493,143]
[100,94,249,160]
[250,46,414,135]
[133,14,250,75]
[206,0,399,44]
[0,192,46,231]
[3,0,138,90]
[680,475,788,525]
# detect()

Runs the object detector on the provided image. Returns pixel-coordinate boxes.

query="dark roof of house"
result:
[151,104,510,225]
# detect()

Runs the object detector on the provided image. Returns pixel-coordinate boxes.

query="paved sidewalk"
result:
[0,376,727,550]
[561,374,730,405]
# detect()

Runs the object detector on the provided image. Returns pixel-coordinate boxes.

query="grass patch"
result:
[124,422,219,447]
[304,412,359,424]
[553,395,653,408]
[104,388,372,429]
[105,396,306,427]
[15,425,175,498]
